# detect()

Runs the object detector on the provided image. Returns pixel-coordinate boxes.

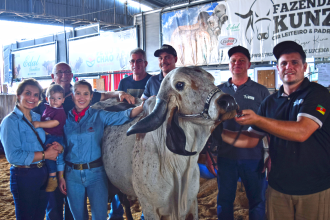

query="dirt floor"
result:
[0,154,249,220]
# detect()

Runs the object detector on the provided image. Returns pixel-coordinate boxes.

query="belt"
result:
[12,161,45,169]
[66,157,103,170]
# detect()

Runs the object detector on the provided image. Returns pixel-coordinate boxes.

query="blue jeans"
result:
[46,188,75,220]
[217,158,266,220]
[44,135,64,174]
[10,165,48,220]
[109,195,124,218]
[109,195,145,220]
[65,165,108,220]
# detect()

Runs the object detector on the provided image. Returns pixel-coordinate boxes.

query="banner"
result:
[162,0,330,66]
[12,44,56,78]
[69,28,137,74]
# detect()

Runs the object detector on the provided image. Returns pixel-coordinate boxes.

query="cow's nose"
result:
[217,94,238,112]
[257,33,269,40]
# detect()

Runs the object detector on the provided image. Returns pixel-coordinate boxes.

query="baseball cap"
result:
[154,44,177,57]
[228,46,250,61]
[273,41,306,60]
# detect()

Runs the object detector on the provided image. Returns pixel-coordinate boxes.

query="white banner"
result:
[69,28,137,74]
[12,44,56,78]
[162,0,330,65]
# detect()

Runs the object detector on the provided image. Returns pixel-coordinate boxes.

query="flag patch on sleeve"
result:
[316,105,326,115]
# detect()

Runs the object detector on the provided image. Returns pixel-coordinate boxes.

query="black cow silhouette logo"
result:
[235,0,274,44]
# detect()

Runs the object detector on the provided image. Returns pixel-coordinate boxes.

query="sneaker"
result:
[45,177,58,192]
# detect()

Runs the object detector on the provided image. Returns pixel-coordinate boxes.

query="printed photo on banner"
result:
[162,0,330,65]
[12,44,56,78]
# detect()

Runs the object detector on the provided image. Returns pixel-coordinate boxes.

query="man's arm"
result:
[235,109,319,142]
[221,129,262,148]
[100,91,135,104]
[33,120,59,129]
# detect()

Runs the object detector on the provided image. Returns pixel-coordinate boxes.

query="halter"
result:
[179,88,222,120]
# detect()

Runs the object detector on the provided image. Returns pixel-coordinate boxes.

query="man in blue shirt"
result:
[216,46,270,220]
[109,48,151,220]
[118,48,152,98]
[141,44,177,100]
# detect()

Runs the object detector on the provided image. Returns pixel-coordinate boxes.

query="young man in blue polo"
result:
[216,46,270,219]
[222,41,330,220]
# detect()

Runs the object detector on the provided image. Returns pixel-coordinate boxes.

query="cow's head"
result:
[235,0,273,44]
[127,67,238,156]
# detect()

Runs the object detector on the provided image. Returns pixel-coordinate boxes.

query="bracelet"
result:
[42,151,45,161]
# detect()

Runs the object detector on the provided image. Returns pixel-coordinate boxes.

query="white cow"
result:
[93,67,238,220]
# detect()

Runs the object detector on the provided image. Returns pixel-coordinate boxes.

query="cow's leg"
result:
[185,198,198,220]
[139,202,161,220]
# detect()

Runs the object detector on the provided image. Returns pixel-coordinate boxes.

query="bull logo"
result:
[235,0,274,44]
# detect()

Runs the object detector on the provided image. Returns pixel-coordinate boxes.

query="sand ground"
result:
[0,154,249,220]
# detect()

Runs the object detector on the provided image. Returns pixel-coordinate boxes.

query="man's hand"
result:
[119,91,135,104]
[235,109,260,126]
[32,121,40,128]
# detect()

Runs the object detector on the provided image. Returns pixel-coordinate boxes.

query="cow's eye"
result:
[175,82,185,91]
[255,12,259,18]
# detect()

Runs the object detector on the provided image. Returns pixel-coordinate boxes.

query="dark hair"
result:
[46,84,65,97]
[16,78,43,104]
[130,48,147,60]
[277,48,306,64]
[73,80,93,95]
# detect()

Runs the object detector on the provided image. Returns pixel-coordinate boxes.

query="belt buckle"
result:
[37,162,43,168]
[76,164,83,170]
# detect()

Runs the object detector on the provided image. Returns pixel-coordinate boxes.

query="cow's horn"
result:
[127,98,167,136]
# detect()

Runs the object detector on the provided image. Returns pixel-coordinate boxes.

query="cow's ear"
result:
[166,107,196,156]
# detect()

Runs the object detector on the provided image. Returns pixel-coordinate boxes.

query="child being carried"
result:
[33,84,66,192]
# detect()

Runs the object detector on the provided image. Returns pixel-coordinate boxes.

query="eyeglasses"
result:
[56,70,72,76]
[129,59,145,64]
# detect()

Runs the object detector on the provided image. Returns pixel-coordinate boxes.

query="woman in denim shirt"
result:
[0,79,62,220]
[57,80,143,220]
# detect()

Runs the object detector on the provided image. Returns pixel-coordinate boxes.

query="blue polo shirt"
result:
[118,74,152,98]
[249,78,330,195]
[141,72,164,99]
[217,77,270,160]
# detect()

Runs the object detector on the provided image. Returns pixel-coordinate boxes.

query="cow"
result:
[92,67,238,219]
[235,0,274,44]
[170,12,212,66]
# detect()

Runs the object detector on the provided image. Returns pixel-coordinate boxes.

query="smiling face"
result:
[17,85,40,110]
[130,53,148,77]
[229,52,251,77]
[72,85,93,112]
[52,63,73,91]
[158,52,177,75]
[47,92,65,108]
[277,52,307,86]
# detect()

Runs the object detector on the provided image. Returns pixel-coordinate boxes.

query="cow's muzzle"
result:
[217,94,238,113]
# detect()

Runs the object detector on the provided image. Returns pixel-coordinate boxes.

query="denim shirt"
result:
[59,107,133,171]
[0,106,46,165]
